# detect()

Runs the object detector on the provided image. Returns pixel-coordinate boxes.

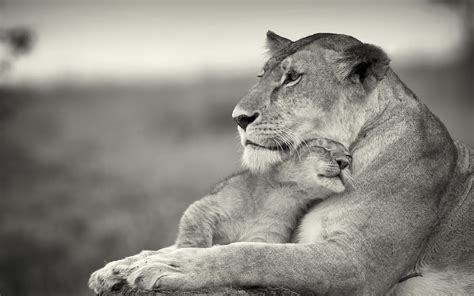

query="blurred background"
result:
[0,0,473,295]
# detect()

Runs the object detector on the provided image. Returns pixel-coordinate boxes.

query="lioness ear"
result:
[266,30,292,56]
[335,43,390,91]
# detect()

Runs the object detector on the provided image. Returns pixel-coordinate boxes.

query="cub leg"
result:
[175,197,219,248]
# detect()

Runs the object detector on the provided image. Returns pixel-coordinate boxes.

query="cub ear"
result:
[266,30,292,56]
[335,43,390,91]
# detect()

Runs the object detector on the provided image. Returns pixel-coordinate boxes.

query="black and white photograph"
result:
[1,0,473,295]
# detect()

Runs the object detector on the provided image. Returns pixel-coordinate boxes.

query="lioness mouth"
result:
[245,140,291,152]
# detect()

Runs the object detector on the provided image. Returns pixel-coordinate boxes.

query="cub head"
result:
[233,31,390,172]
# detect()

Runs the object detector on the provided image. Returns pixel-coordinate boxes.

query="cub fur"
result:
[176,138,351,247]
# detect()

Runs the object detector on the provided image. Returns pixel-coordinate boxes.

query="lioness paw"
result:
[127,261,177,290]
[88,261,131,294]
[126,248,215,291]
[88,248,172,294]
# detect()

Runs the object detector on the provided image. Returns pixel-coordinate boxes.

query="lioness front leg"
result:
[125,242,365,294]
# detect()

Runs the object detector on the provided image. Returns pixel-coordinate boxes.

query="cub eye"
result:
[257,69,264,78]
[282,70,302,87]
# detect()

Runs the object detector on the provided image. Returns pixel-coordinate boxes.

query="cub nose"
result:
[336,157,350,170]
[233,112,259,131]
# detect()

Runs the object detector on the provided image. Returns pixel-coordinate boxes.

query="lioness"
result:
[89,32,473,295]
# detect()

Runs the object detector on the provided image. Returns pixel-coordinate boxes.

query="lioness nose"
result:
[233,112,259,131]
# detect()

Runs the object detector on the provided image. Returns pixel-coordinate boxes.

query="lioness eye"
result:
[289,71,300,81]
[257,69,264,78]
[282,70,302,86]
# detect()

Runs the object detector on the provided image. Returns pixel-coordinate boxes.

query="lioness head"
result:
[233,31,390,172]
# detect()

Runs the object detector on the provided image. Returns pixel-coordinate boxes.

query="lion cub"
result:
[176,138,351,247]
